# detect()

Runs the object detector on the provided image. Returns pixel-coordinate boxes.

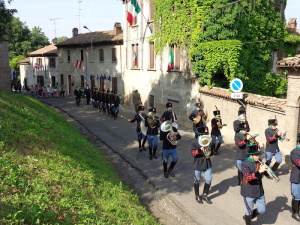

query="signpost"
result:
[230,78,244,99]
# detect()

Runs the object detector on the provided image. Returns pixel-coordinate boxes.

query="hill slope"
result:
[0,92,159,224]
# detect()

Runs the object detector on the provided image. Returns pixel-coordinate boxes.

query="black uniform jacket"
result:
[241,157,264,198]
[159,126,181,150]
[235,132,247,160]
[265,128,281,153]
[290,147,300,183]
[189,109,205,128]
[191,139,212,171]
[160,110,177,123]
[146,116,160,136]
[211,118,221,136]
[233,120,250,133]
[130,113,147,132]
[110,94,115,105]
[84,88,91,97]
[113,95,120,107]
[74,89,81,97]
[102,92,106,103]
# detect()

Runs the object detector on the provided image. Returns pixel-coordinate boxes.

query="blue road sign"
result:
[230,78,243,93]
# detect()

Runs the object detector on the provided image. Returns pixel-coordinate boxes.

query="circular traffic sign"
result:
[230,78,243,93]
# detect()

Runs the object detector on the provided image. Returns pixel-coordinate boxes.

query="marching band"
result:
[86,90,299,224]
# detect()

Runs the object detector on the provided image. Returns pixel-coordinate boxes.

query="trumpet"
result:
[258,159,279,182]
[274,128,290,142]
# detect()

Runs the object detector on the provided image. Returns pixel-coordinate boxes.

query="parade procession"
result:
[80,83,299,224]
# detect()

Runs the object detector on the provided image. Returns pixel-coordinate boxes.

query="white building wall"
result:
[123,0,200,128]
[57,43,124,95]
[19,56,58,88]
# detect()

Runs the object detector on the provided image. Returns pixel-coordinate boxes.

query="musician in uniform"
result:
[98,89,103,112]
[160,120,181,178]
[111,90,120,120]
[265,119,283,174]
[84,85,91,105]
[189,102,207,138]
[101,89,106,114]
[132,89,142,113]
[235,123,249,185]
[290,133,300,222]
[110,90,115,118]
[160,102,178,123]
[106,89,111,116]
[191,126,213,204]
[233,108,250,133]
[74,86,82,106]
[145,107,160,160]
[211,109,223,155]
[128,105,147,152]
[241,145,268,225]
[92,88,97,109]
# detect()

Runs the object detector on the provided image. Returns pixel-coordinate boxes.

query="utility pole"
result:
[50,18,62,38]
[75,1,83,33]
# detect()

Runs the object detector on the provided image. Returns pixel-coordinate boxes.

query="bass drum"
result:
[140,120,147,136]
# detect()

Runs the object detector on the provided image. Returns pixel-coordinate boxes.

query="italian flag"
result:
[167,48,174,72]
[127,0,141,27]
[132,52,137,66]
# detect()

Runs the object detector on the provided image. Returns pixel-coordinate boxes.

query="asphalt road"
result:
[40,96,297,225]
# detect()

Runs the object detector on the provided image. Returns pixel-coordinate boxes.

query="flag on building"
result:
[108,76,111,81]
[127,0,141,27]
[167,48,174,72]
[103,74,106,80]
[132,52,137,66]
[97,75,99,80]
[76,60,82,69]
[34,63,40,69]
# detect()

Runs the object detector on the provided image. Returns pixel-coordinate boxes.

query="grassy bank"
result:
[0,92,159,224]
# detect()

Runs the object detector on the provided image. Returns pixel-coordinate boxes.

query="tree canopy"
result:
[152,0,294,97]
[0,0,16,41]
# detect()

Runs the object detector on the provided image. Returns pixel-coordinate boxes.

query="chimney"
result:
[72,28,79,37]
[286,18,297,31]
[114,22,122,35]
[52,37,57,44]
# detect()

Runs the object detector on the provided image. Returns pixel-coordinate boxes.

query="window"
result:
[81,75,84,87]
[80,50,84,61]
[49,58,56,68]
[149,0,154,21]
[67,50,70,62]
[37,76,44,86]
[149,43,155,69]
[99,49,104,62]
[149,95,154,108]
[132,44,138,68]
[51,76,56,87]
[112,77,117,92]
[168,46,180,71]
[60,74,64,86]
[112,48,117,62]
[36,58,43,67]
[174,46,180,70]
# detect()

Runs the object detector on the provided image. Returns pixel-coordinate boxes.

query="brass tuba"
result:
[161,120,178,145]
[147,112,157,129]
[198,135,212,158]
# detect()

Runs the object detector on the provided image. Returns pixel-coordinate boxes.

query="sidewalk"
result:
[40,96,296,225]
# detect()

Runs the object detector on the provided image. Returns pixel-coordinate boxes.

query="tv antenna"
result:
[50,18,62,38]
[75,0,83,33]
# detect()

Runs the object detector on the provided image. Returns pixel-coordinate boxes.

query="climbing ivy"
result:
[152,0,292,97]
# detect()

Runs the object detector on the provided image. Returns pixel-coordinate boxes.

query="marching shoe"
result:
[292,199,300,222]
[168,170,175,177]
[163,162,168,178]
[149,155,153,160]
[201,183,212,204]
[243,215,252,225]
[164,172,169,178]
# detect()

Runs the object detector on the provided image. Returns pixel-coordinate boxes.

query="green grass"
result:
[0,92,159,225]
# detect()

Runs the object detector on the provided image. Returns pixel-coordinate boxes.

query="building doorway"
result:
[68,75,72,94]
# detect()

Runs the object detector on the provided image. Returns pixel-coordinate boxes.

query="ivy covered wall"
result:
[152,0,299,97]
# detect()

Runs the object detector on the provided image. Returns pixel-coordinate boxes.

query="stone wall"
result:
[0,41,11,92]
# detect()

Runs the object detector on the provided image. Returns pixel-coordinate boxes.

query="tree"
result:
[0,0,16,41]
[9,55,25,71]
[56,36,68,43]
[31,26,50,49]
